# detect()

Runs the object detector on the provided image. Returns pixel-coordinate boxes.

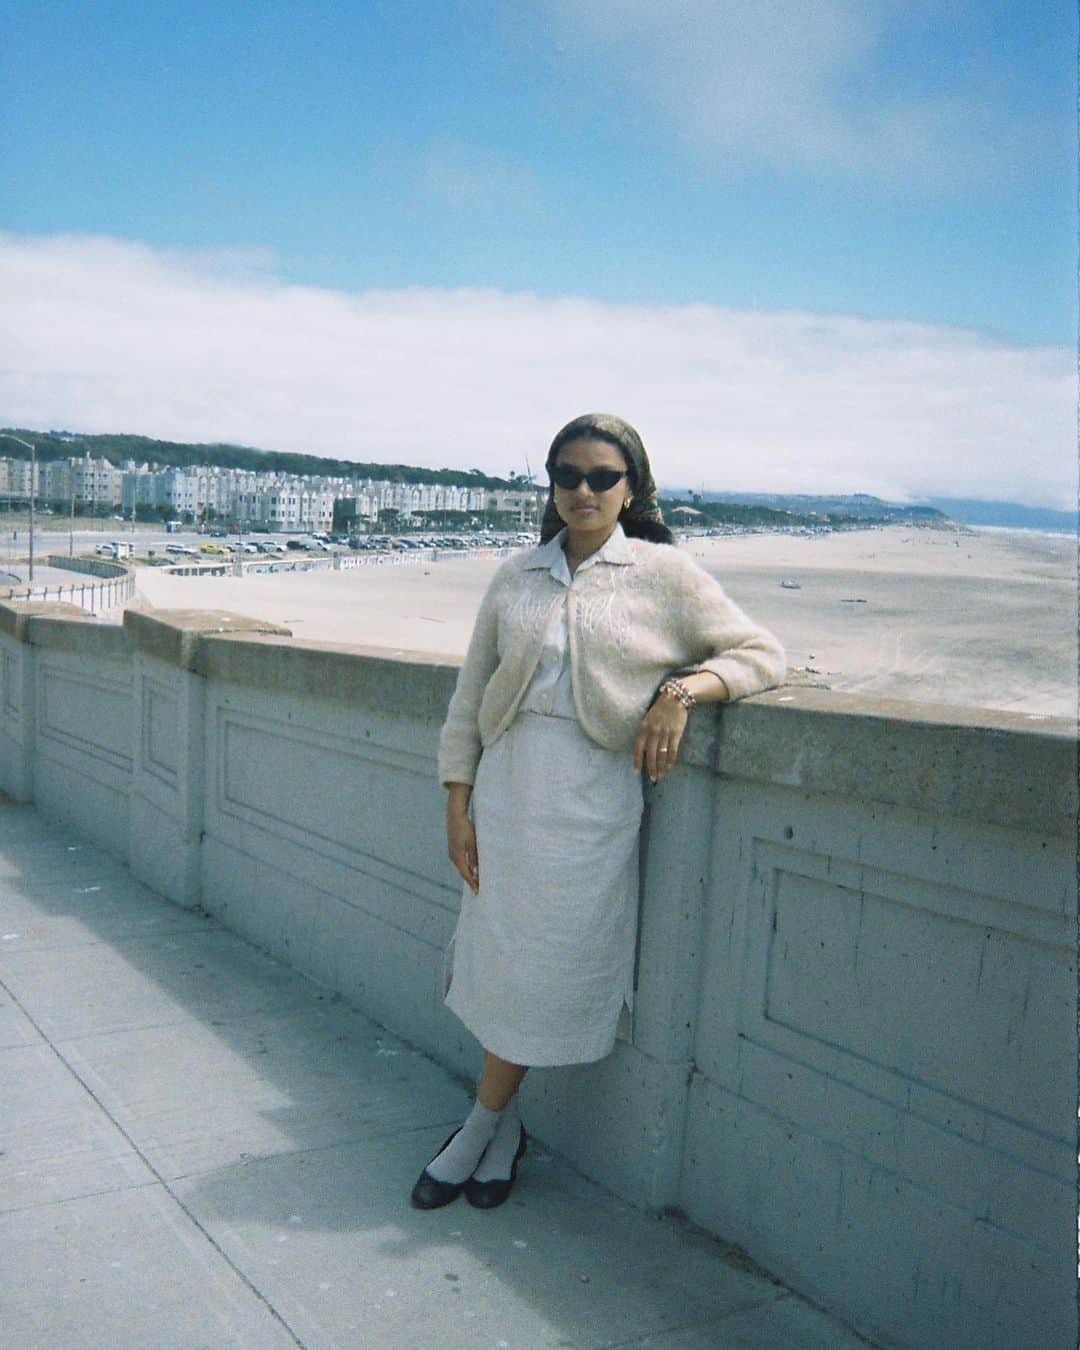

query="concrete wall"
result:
[45,554,130,580]
[0,599,1075,1350]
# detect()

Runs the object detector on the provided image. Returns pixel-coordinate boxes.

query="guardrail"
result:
[0,555,136,615]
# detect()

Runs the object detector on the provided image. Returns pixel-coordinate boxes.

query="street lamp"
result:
[0,433,36,582]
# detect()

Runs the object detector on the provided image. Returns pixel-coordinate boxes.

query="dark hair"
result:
[540,413,674,544]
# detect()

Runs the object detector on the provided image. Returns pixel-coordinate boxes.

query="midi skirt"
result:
[443,711,645,1067]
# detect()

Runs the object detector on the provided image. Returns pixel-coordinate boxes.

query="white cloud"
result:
[0,232,1072,507]
[542,0,1048,190]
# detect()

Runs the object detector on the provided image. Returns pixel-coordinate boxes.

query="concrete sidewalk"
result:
[0,802,872,1349]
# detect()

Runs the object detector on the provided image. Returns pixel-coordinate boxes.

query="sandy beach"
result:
[129,524,1076,719]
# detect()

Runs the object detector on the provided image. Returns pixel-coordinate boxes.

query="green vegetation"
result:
[0,428,516,490]
[2,427,951,531]
[692,490,948,524]
[658,495,947,529]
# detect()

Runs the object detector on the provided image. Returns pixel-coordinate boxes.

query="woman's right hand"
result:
[446,784,479,894]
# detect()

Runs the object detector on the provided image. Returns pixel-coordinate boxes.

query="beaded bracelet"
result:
[659,676,697,709]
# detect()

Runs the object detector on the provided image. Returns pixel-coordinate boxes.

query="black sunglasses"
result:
[550,464,627,493]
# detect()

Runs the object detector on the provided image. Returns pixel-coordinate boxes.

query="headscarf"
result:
[538,412,673,544]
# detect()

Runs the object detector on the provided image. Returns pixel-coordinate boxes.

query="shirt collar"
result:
[523,523,636,571]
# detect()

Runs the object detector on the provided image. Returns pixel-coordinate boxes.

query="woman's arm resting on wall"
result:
[633,671,729,783]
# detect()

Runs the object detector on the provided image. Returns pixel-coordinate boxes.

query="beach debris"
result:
[780,579,801,589]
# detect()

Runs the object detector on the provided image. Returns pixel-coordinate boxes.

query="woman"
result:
[411,413,784,1210]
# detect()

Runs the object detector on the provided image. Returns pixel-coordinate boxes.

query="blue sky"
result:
[0,2,1075,503]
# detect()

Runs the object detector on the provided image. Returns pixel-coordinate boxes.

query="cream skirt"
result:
[443,711,644,1066]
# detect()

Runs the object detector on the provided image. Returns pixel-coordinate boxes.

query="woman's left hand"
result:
[633,696,690,783]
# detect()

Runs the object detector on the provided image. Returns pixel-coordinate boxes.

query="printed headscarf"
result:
[539,412,673,544]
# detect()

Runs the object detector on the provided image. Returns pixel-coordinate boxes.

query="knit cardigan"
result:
[437,531,785,787]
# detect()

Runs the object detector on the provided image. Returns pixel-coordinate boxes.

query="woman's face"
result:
[551,438,630,539]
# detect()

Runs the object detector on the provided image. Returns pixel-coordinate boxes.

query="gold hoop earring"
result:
[623,498,632,510]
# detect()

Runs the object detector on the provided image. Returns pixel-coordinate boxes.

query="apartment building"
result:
[0,454,539,530]
[0,457,42,500]
[40,455,125,509]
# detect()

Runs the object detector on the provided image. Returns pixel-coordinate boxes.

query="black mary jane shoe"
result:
[410,1130,467,1210]
[464,1125,528,1210]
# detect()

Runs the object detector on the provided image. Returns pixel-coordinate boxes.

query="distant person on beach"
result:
[411,412,785,1210]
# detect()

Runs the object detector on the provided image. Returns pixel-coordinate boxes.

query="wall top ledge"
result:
[745,685,1076,740]
[196,631,460,720]
[124,608,292,670]
[721,687,1077,836]
[0,599,93,642]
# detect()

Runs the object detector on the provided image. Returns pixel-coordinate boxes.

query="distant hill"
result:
[667,490,946,525]
[920,497,1075,534]
[0,428,516,490]
[683,489,1074,533]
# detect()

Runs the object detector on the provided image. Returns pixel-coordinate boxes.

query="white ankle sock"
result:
[471,1095,523,1183]
[425,1099,502,1184]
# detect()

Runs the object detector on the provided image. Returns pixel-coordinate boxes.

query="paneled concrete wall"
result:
[0,599,1074,1350]
[684,696,1076,1349]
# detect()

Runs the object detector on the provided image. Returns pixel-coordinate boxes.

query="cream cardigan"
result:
[437,526,785,786]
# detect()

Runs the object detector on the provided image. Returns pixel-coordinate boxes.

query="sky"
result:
[0,1,1075,506]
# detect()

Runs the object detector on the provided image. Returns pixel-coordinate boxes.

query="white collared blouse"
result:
[519,526,630,721]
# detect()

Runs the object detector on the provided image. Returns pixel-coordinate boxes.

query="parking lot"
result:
[85,528,538,564]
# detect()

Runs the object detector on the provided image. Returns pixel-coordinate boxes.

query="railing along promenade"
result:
[0,598,1074,1350]
[0,554,136,614]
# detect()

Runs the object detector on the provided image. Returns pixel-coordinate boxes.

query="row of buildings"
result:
[0,454,544,532]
